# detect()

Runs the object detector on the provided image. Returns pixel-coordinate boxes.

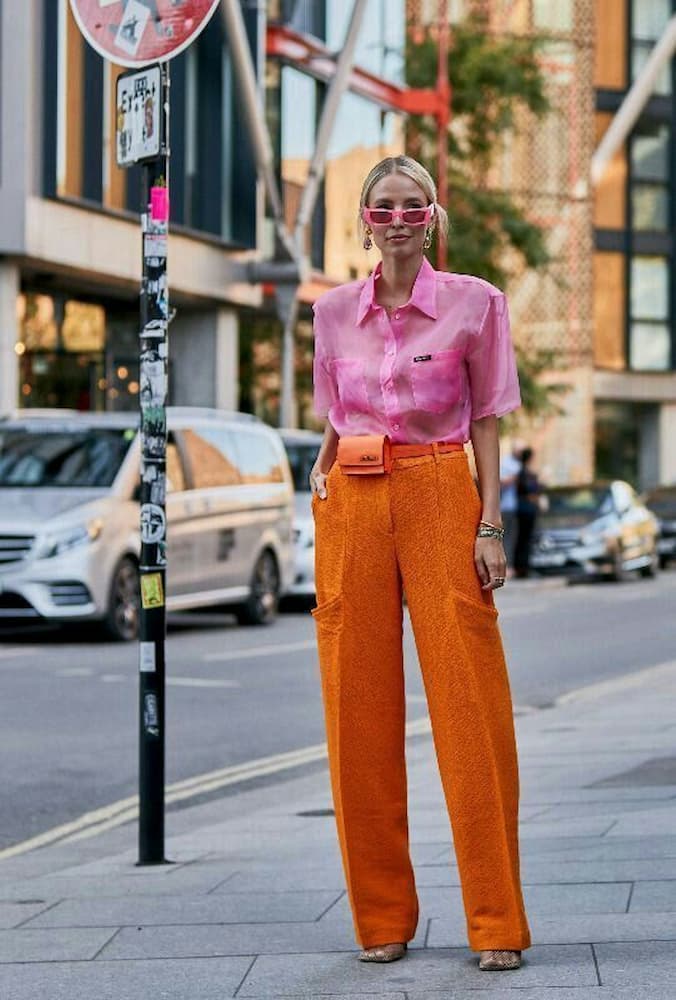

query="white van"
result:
[278,428,323,599]
[0,408,295,640]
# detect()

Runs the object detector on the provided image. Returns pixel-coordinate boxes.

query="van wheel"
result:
[235,550,279,626]
[103,557,140,641]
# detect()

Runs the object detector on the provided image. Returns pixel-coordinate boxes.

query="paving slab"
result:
[518,817,619,838]
[606,806,676,836]
[0,868,235,900]
[0,926,116,963]
[419,857,676,887]
[25,890,343,929]
[628,879,676,911]
[0,956,253,1000]
[517,835,676,862]
[217,868,351,893]
[525,798,675,820]
[522,787,676,803]
[595,939,676,986]
[237,944,597,995]
[99,918,428,960]
[0,901,53,929]
[428,911,676,947]
[413,881,631,917]
[408,990,676,1000]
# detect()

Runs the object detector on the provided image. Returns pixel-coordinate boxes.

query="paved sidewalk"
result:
[1,659,675,999]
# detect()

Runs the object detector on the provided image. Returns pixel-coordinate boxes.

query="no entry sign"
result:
[69,0,221,68]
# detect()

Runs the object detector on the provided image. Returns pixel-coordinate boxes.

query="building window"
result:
[631,0,673,95]
[630,122,670,231]
[629,256,671,370]
[45,0,256,247]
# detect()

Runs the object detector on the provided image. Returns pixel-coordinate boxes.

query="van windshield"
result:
[0,426,136,488]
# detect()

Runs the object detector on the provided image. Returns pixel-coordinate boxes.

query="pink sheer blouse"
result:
[312,256,521,444]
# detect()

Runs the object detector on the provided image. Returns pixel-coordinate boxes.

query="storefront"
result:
[15,291,155,413]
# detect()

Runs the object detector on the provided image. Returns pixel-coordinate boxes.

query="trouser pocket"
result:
[310,593,343,632]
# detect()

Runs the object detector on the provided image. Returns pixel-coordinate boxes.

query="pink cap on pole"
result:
[151,186,169,222]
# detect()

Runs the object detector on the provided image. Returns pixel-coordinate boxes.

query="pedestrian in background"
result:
[499,441,523,571]
[308,154,531,973]
[513,447,542,578]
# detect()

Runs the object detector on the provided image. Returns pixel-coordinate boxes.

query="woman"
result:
[309,155,531,972]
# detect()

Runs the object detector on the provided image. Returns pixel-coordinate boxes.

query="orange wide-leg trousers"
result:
[310,447,531,952]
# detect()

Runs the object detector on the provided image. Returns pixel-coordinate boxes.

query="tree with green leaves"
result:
[407,11,567,419]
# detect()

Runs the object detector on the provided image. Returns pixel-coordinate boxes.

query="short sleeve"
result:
[312,300,338,418]
[466,292,521,421]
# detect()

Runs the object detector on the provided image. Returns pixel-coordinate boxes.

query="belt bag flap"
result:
[337,434,387,474]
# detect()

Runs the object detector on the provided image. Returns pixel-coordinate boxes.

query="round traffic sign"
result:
[69,0,221,68]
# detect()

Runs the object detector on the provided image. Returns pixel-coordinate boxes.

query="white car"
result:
[0,408,295,639]
[279,428,323,599]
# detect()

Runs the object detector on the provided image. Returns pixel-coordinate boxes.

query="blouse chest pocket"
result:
[409,348,464,414]
[329,358,370,414]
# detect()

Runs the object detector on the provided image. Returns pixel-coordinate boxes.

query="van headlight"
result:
[36,519,103,559]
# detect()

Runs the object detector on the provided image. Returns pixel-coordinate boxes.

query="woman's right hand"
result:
[310,464,329,499]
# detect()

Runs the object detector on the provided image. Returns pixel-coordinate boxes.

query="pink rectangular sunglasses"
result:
[362,204,435,226]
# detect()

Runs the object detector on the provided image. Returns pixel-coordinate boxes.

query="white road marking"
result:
[0,716,433,857]
[202,639,317,662]
[42,671,237,688]
[167,677,239,689]
[0,647,41,662]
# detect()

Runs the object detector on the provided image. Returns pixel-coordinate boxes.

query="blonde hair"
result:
[358,155,449,245]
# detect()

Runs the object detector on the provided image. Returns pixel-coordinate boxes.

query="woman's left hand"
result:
[474,537,507,591]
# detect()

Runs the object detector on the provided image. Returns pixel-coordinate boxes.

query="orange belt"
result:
[388,440,464,458]
[337,435,464,475]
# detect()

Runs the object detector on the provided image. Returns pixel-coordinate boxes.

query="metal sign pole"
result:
[71,0,223,871]
[136,63,170,866]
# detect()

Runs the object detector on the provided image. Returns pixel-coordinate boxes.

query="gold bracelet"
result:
[479,519,504,531]
[477,523,505,541]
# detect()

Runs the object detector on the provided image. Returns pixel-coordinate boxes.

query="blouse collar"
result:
[356,256,439,325]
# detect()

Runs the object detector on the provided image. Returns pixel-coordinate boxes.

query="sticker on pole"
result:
[116,65,161,166]
[69,1,221,68]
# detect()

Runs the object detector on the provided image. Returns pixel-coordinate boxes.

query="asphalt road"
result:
[1,569,675,851]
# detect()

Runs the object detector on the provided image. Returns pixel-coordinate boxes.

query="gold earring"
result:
[363,228,373,250]
[423,229,432,250]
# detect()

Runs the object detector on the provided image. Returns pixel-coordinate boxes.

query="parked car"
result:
[0,408,295,640]
[279,428,323,600]
[530,481,659,581]
[644,484,676,568]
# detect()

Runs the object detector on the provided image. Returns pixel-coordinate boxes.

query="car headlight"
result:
[579,531,597,547]
[36,519,103,559]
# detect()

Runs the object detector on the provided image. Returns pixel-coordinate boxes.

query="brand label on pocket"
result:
[413,354,432,362]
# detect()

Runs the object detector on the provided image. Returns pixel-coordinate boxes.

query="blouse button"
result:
[394,312,400,319]
[392,422,400,430]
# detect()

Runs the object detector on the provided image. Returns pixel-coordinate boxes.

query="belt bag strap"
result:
[337,434,389,475]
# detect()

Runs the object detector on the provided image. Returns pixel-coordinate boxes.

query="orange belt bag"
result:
[336,436,464,475]
[337,434,389,475]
